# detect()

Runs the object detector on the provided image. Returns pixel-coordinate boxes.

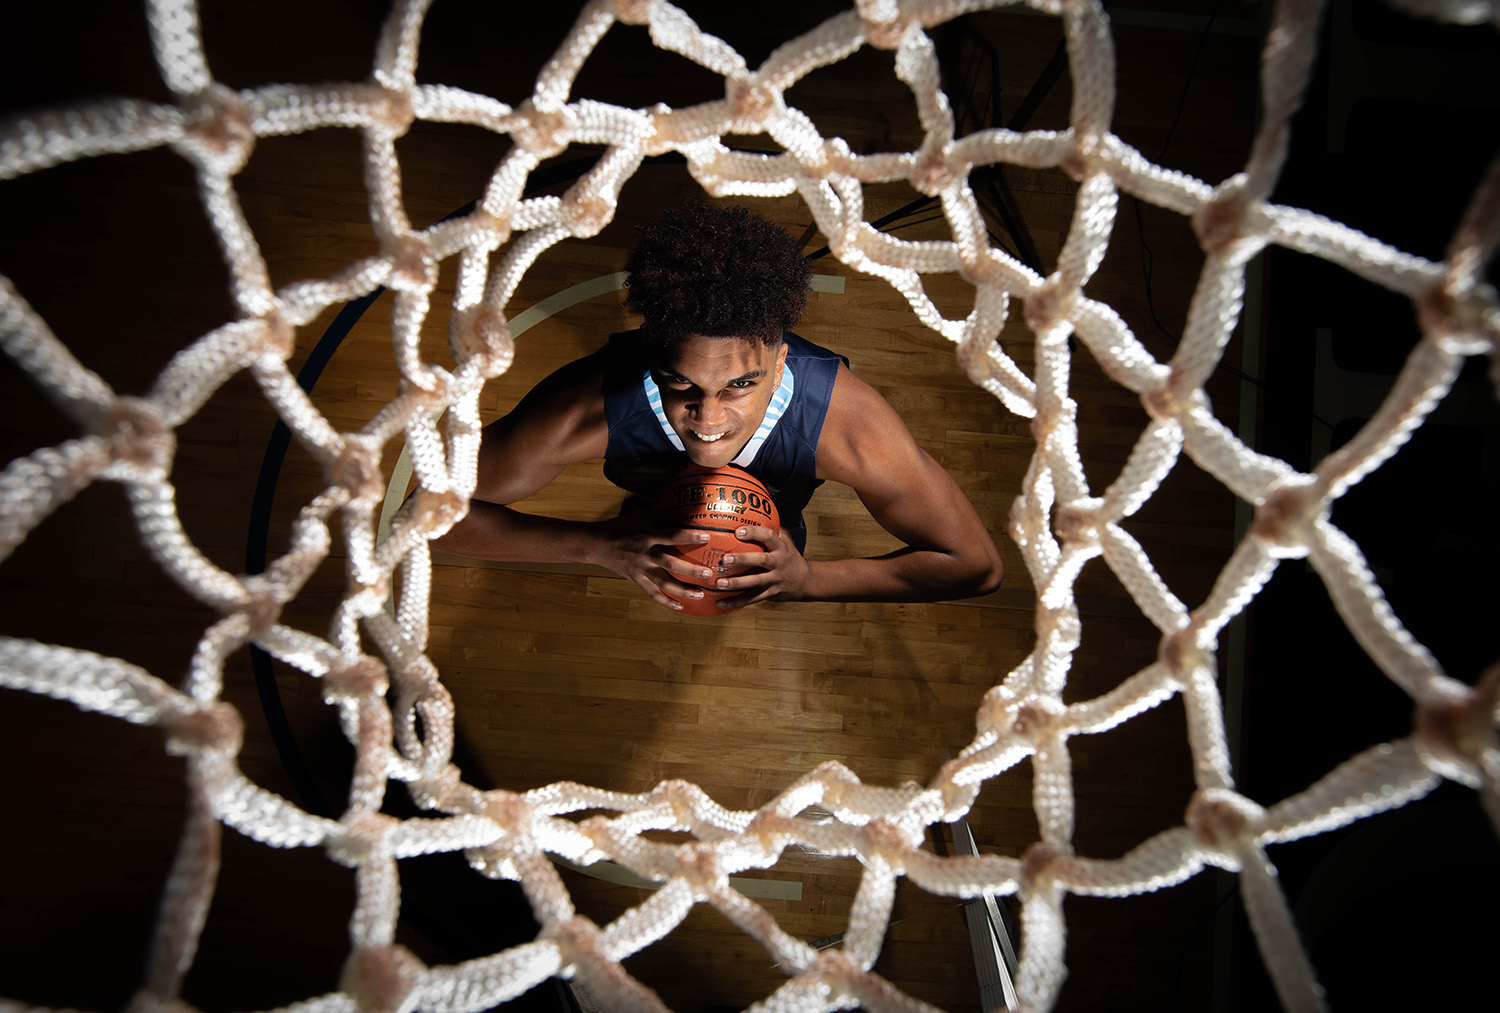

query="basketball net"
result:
[2,1,1497,1011]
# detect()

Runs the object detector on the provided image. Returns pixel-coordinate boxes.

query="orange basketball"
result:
[652,465,780,616]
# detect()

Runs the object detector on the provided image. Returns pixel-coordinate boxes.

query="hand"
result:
[709,525,811,611]
[592,513,726,613]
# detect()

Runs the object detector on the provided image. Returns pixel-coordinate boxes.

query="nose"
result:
[690,394,727,426]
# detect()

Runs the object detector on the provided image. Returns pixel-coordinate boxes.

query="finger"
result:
[712,570,774,593]
[632,528,710,553]
[713,587,770,612]
[631,572,702,612]
[717,549,768,569]
[653,550,719,582]
[733,525,780,546]
[658,573,713,601]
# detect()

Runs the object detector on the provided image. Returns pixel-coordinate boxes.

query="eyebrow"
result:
[656,367,767,386]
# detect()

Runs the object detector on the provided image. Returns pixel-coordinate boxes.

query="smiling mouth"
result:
[690,431,726,443]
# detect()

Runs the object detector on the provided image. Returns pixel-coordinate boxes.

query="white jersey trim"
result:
[641,363,797,467]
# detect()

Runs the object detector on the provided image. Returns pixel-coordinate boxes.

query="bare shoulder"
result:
[813,359,1000,585]
[474,353,610,504]
[815,362,924,487]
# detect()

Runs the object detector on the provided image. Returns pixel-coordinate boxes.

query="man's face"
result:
[650,334,789,467]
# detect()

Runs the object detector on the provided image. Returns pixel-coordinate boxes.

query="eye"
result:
[728,379,755,389]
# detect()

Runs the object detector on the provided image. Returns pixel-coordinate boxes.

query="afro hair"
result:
[623,204,811,349]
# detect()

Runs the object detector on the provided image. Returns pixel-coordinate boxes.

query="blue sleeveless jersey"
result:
[598,330,845,551]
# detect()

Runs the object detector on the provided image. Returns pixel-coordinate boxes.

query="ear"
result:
[774,341,788,382]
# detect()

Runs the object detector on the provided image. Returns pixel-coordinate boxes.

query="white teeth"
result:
[693,432,724,442]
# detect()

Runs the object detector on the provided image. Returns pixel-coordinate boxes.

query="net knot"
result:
[642,103,686,156]
[410,762,469,811]
[177,84,255,174]
[741,805,776,836]
[911,144,957,196]
[1414,664,1500,787]
[797,137,851,180]
[340,943,425,1013]
[1060,145,1101,185]
[1141,377,1208,425]
[1032,603,1080,649]
[577,814,623,862]
[407,487,468,539]
[1158,627,1209,681]
[1249,476,1322,558]
[1024,277,1076,336]
[1028,407,1057,448]
[608,0,657,25]
[483,790,534,835]
[861,818,917,866]
[546,915,606,963]
[561,188,614,239]
[745,809,797,845]
[1185,788,1264,860]
[976,683,1018,733]
[1019,841,1074,894]
[863,17,914,51]
[257,307,296,361]
[811,948,862,987]
[101,397,175,481]
[164,700,244,757]
[1192,175,1251,257]
[817,764,865,813]
[330,810,400,867]
[1416,276,1500,355]
[465,205,512,243]
[675,842,724,887]
[956,326,1006,389]
[514,100,571,159]
[467,791,531,879]
[238,574,283,632]
[726,77,781,129]
[1010,696,1066,743]
[376,86,416,137]
[651,778,707,821]
[387,234,437,293]
[325,655,390,703]
[331,437,385,507]
[453,304,516,378]
[857,0,910,49]
[1054,499,1102,546]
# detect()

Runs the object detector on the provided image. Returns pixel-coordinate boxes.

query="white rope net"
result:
[1,0,1497,1010]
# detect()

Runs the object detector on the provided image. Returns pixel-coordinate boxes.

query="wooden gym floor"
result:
[3,3,1495,1012]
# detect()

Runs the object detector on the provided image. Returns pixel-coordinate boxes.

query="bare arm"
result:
[431,357,605,562]
[715,364,1003,604]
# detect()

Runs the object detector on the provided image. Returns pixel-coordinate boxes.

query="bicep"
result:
[818,367,992,553]
[471,360,609,506]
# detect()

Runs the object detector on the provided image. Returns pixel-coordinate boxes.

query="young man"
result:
[437,205,1003,613]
